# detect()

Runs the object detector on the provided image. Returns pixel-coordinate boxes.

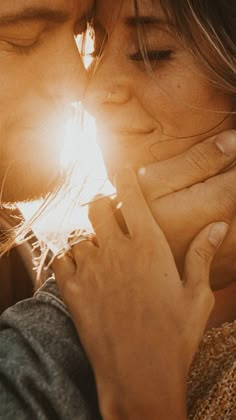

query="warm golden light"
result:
[76,26,95,69]
[19,28,115,252]
[19,108,115,253]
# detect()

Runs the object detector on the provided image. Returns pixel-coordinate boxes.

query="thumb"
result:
[184,222,229,291]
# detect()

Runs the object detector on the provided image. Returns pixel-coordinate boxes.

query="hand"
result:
[137,130,236,288]
[54,169,229,420]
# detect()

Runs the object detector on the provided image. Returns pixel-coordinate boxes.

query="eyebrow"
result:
[124,16,172,27]
[0,7,71,26]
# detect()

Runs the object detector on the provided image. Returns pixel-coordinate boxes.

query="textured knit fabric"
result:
[188,320,236,419]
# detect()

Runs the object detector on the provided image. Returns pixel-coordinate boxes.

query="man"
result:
[0,0,236,419]
[0,0,91,311]
[0,1,101,418]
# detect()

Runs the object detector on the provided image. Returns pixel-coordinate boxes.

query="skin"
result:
[54,170,229,420]
[54,0,236,417]
[88,0,234,172]
[85,0,236,291]
[0,0,93,203]
[0,0,234,415]
[0,0,235,290]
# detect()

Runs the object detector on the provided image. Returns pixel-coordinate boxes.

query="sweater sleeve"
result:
[0,279,102,420]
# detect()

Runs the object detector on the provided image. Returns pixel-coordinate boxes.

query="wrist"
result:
[98,379,188,420]
[101,396,188,420]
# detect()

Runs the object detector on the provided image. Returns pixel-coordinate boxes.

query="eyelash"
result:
[129,49,172,62]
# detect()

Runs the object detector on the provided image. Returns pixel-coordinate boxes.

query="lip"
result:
[97,125,156,148]
[114,128,156,147]
[117,128,155,137]
[98,123,155,136]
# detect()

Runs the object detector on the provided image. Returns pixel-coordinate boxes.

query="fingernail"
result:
[208,222,229,248]
[215,130,236,156]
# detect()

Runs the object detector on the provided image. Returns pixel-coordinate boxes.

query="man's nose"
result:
[41,34,88,104]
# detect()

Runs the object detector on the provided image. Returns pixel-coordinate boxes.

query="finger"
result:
[149,162,236,258]
[180,163,236,226]
[138,130,236,201]
[211,215,236,287]
[71,238,97,263]
[88,195,123,246]
[203,164,236,222]
[53,254,76,295]
[115,167,166,240]
[184,222,229,291]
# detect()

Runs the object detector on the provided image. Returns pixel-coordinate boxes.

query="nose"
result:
[40,31,88,105]
[90,84,131,107]
[85,56,132,114]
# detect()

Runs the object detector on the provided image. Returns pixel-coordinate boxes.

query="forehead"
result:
[133,0,164,15]
[0,0,93,15]
[96,0,165,26]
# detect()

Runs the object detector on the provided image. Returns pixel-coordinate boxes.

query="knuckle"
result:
[215,191,236,222]
[60,278,78,301]
[73,242,95,259]
[187,144,213,175]
[194,246,212,263]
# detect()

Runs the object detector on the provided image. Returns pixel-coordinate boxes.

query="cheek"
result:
[0,57,68,155]
[0,101,65,202]
[0,55,37,98]
[0,87,67,189]
[138,74,234,138]
[0,59,46,138]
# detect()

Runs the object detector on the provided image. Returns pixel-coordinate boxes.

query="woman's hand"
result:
[54,169,229,420]
[138,130,236,287]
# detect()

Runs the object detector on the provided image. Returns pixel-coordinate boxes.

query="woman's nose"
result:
[85,83,132,115]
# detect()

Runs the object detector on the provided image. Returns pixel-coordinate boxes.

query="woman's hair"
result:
[135,0,235,96]
[159,0,235,96]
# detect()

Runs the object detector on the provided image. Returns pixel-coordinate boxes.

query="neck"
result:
[206,281,236,330]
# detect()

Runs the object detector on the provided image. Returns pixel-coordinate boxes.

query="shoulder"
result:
[188,321,236,419]
[0,278,101,419]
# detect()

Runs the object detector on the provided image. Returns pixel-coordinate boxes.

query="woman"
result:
[54,0,236,418]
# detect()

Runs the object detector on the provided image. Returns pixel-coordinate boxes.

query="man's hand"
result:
[137,130,236,288]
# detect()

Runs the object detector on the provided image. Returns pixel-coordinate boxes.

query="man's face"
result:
[0,0,92,203]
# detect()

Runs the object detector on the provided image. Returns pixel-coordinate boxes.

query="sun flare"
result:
[18,29,115,252]
[19,108,115,253]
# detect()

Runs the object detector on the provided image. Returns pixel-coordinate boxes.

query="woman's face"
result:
[87,0,235,177]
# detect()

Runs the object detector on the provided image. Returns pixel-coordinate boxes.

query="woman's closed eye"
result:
[129,49,173,62]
